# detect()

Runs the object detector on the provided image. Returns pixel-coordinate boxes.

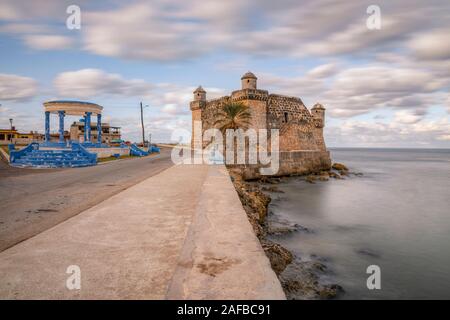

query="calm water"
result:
[268,148,450,299]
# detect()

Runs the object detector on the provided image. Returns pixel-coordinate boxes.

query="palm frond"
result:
[213,102,252,132]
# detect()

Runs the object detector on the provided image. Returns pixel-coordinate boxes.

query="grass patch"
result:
[0,145,10,155]
[97,154,137,163]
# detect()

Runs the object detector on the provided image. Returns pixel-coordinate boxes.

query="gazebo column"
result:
[97,113,102,144]
[58,111,65,143]
[45,111,50,142]
[84,112,92,142]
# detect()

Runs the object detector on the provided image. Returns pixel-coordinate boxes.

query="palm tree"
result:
[213,102,252,132]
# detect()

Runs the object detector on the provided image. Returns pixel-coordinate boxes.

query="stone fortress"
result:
[190,72,331,178]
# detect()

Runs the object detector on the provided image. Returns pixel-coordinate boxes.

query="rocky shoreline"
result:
[228,163,360,299]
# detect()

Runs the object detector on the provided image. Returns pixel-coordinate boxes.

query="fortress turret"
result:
[241,71,257,90]
[193,86,206,102]
[311,103,325,128]
[190,86,206,149]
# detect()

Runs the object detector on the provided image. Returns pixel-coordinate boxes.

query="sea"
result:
[267,148,450,299]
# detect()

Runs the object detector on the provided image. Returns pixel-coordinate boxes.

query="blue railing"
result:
[130,143,149,156]
[71,142,97,164]
[40,141,68,148]
[9,142,39,163]
[149,145,160,153]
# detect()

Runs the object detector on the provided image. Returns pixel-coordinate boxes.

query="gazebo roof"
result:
[43,100,103,115]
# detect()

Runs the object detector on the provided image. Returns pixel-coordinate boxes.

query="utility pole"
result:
[9,118,13,144]
[140,102,145,147]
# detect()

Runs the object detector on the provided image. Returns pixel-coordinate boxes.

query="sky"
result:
[0,0,449,147]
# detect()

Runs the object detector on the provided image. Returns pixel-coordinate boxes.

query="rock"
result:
[332,163,348,171]
[267,217,312,235]
[320,171,330,177]
[266,177,282,184]
[280,259,344,300]
[328,171,341,179]
[261,186,284,193]
[305,175,316,183]
[228,170,271,238]
[316,171,329,181]
[319,284,345,299]
[261,240,293,275]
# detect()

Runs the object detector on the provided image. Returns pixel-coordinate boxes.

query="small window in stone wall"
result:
[284,112,288,123]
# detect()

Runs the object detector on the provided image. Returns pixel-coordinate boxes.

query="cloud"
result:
[1,0,449,146]
[0,23,50,34]
[2,0,450,63]
[321,66,449,117]
[23,34,73,50]
[54,69,153,99]
[408,28,450,60]
[161,104,179,115]
[393,110,424,124]
[306,63,339,79]
[0,73,38,101]
[437,135,450,141]
[82,2,208,61]
[326,116,450,148]
[0,2,21,20]
[0,0,69,21]
[259,62,449,119]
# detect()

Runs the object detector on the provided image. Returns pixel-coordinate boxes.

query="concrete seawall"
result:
[167,165,284,299]
[0,164,284,299]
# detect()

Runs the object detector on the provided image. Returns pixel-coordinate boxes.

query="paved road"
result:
[0,147,173,252]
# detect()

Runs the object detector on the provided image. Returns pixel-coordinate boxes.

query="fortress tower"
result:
[232,72,268,131]
[241,71,257,90]
[311,103,325,128]
[190,86,206,149]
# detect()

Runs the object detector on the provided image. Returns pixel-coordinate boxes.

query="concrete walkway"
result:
[0,148,173,252]
[0,164,284,299]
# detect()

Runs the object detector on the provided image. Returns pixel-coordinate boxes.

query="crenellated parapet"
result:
[189,100,206,111]
[231,89,269,102]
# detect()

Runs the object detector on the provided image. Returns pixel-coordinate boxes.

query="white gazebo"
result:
[43,100,103,144]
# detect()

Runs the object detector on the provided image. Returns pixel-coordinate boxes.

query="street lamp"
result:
[9,118,13,144]
[140,102,149,147]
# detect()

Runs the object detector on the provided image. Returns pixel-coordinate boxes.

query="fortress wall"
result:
[202,96,230,131]
[233,150,332,180]
[312,127,327,151]
[279,121,320,151]
[267,95,310,128]
[243,99,267,131]
[191,107,203,148]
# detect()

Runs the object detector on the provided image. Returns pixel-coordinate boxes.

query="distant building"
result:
[0,128,43,145]
[69,120,121,144]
